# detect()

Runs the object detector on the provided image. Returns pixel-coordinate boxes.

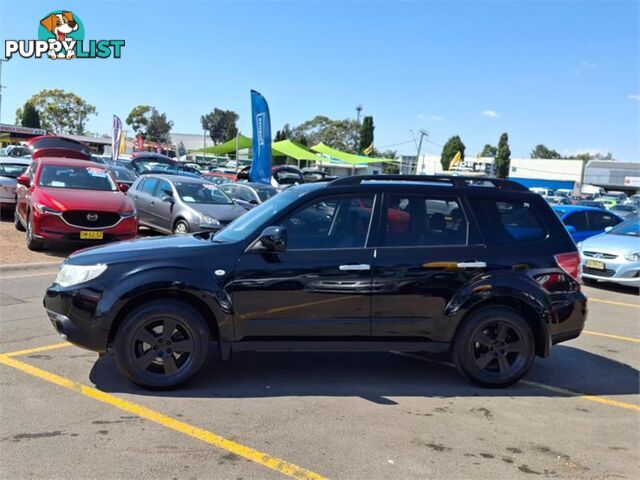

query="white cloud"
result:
[628,94,640,101]
[481,110,500,118]
[430,115,443,122]
[580,60,598,69]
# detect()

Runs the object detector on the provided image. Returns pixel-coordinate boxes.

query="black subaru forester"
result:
[44,175,587,389]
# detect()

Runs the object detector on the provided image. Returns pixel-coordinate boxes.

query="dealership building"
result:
[400,154,640,193]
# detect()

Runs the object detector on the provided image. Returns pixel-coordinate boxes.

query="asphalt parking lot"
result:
[1,217,639,479]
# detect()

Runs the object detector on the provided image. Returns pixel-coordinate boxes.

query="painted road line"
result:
[391,352,640,413]
[3,342,72,357]
[583,330,640,343]
[0,354,327,480]
[0,270,59,280]
[590,298,639,309]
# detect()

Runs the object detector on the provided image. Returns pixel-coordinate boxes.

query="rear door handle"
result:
[339,264,371,271]
[457,261,486,268]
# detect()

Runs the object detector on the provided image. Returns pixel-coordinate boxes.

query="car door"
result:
[231,193,377,340]
[16,161,37,223]
[562,211,590,242]
[370,192,487,339]
[148,178,175,233]
[586,210,622,237]
[132,177,159,226]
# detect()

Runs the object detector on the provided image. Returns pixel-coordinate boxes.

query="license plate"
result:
[586,259,605,270]
[80,231,103,240]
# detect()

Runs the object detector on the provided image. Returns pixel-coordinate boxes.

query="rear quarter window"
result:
[471,197,546,244]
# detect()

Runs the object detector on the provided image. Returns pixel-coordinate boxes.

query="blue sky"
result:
[1,0,638,160]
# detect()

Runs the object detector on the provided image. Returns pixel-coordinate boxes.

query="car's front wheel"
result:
[14,209,25,231]
[173,219,190,235]
[453,306,535,388]
[26,212,44,251]
[114,300,211,389]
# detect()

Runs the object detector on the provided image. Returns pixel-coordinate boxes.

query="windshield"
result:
[256,186,278,202]
[174,181,233,205]
[608,217,639,236]
[612,205,636,212]
[38,165,117,191]
[0,163,29,178]
[214,183,323,243]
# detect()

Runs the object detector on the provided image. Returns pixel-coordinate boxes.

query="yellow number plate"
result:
[585,259,605,270]
[80,231,104,240]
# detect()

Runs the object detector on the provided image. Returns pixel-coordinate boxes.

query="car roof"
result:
[551,205,606,213]
[37,158,107,168]
[140,174,205,183]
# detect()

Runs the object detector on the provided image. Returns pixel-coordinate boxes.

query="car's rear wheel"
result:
[26,212,44,251]
[114,300,210,389]
[14,209,25,231]
[453,306,535,388]
[173,219,189,235]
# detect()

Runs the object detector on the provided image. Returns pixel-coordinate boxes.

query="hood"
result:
[36,188,132,212]
[189,203,247,222]
[581,232,640,255]
[66,232,232,266]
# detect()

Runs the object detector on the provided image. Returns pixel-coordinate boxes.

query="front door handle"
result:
[456,261,487,268]
[339,264,371,271]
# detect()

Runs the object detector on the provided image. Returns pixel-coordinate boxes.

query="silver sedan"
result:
[578,216,640,288]
[0,157,31,210]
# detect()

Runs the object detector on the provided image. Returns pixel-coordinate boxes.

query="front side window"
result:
[588,211,621,230]
[38,165,117,191]
[140,178,159,195]
[154,180,172,198]
[471,198,546,244]
[381,194,468,247]
[564,212,589,231]
[281,194,375,250]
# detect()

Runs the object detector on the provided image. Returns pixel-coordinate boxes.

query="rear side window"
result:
[471,198,546,244]
[564,212,589,231]
[380,194,468,247]
[140,178,159,195]
[588,211,620,230]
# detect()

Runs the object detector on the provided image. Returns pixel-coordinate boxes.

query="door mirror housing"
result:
[16,175,30,187]
[118,182,130,193]
[163,188,174,197]
[161,195,174,203]
[258,225,287,252]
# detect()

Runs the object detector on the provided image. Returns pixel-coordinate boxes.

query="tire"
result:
[14,209,25,231]
[114,300,211,389]
[26,212,44,251]
[452,306,535,388]
[173,219,190,235]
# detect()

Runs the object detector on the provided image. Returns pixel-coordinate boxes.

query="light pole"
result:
[355,104,363,123]
[0,57,8,124]
[414,129,428,174]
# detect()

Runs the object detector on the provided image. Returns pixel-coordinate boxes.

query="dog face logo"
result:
[40,12,78,42]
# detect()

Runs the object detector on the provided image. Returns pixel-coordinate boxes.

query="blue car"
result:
[552,205,623,242]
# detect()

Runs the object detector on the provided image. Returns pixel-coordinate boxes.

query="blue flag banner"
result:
[111,115,122,162]
[249,90,272,184]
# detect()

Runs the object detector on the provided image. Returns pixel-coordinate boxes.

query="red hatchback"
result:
[15,158,137,250]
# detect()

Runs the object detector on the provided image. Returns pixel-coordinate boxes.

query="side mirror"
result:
[565,225,577,234]
[163,188,174,197]
[258,225,287,252]
[161,195,174,203]
[17,175,30,187]
[118,183,130,193]
[604,226,614,233]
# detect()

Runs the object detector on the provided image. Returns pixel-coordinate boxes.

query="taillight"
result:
[554,251,581,282]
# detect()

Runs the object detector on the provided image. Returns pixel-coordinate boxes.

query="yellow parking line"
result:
[3,342,72,357]
[0,353,326,480]
[590,298,639,308]
[521,380,640,413]
[583,330,640,343]
[392,352,640,413]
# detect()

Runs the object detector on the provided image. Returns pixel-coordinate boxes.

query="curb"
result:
[0,261,61,274]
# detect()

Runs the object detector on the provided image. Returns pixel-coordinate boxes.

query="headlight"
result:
[119,208,136,218]
[198,214,220,227]
[624,252,640,261]
[33,203,61,215]
[55,264,107,287]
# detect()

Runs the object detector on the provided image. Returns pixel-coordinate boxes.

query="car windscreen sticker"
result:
[182,196,196,203]
[86,167,106,176]
[202,183,217,189]
[50,181,66,187]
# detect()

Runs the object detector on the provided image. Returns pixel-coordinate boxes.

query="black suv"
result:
[44,175,587,389]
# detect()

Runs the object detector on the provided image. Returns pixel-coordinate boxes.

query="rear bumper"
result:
[548,290,588,348]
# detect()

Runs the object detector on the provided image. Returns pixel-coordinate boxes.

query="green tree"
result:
[291,115,359,152]
[495,132,511,178]
[572,151,614,161]
[126,105,152,136]
[479,144,497,157]
[16,89,96,134]
[176,141,187,157]
[200,108,239,144]
[146,109,173,143]
[358,116,375,154]
[20,101,41,128]
[530,144,561,159]
[440,135,466,170]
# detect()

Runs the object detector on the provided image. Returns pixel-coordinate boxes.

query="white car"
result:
[0,157,31,211]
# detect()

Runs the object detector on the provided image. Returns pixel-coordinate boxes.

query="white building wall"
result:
[509,158,584,182]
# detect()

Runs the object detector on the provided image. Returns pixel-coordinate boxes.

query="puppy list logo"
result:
[4,10,125,60]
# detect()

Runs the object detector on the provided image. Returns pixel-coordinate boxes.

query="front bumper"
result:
[33,212,137,245]
[582,256,640,287]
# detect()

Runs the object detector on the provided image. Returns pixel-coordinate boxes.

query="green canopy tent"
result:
[311,142,398,164]
[272,139,337,165]
[191,134,252,155]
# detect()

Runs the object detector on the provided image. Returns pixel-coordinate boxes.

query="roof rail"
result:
[327,174,529,192]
